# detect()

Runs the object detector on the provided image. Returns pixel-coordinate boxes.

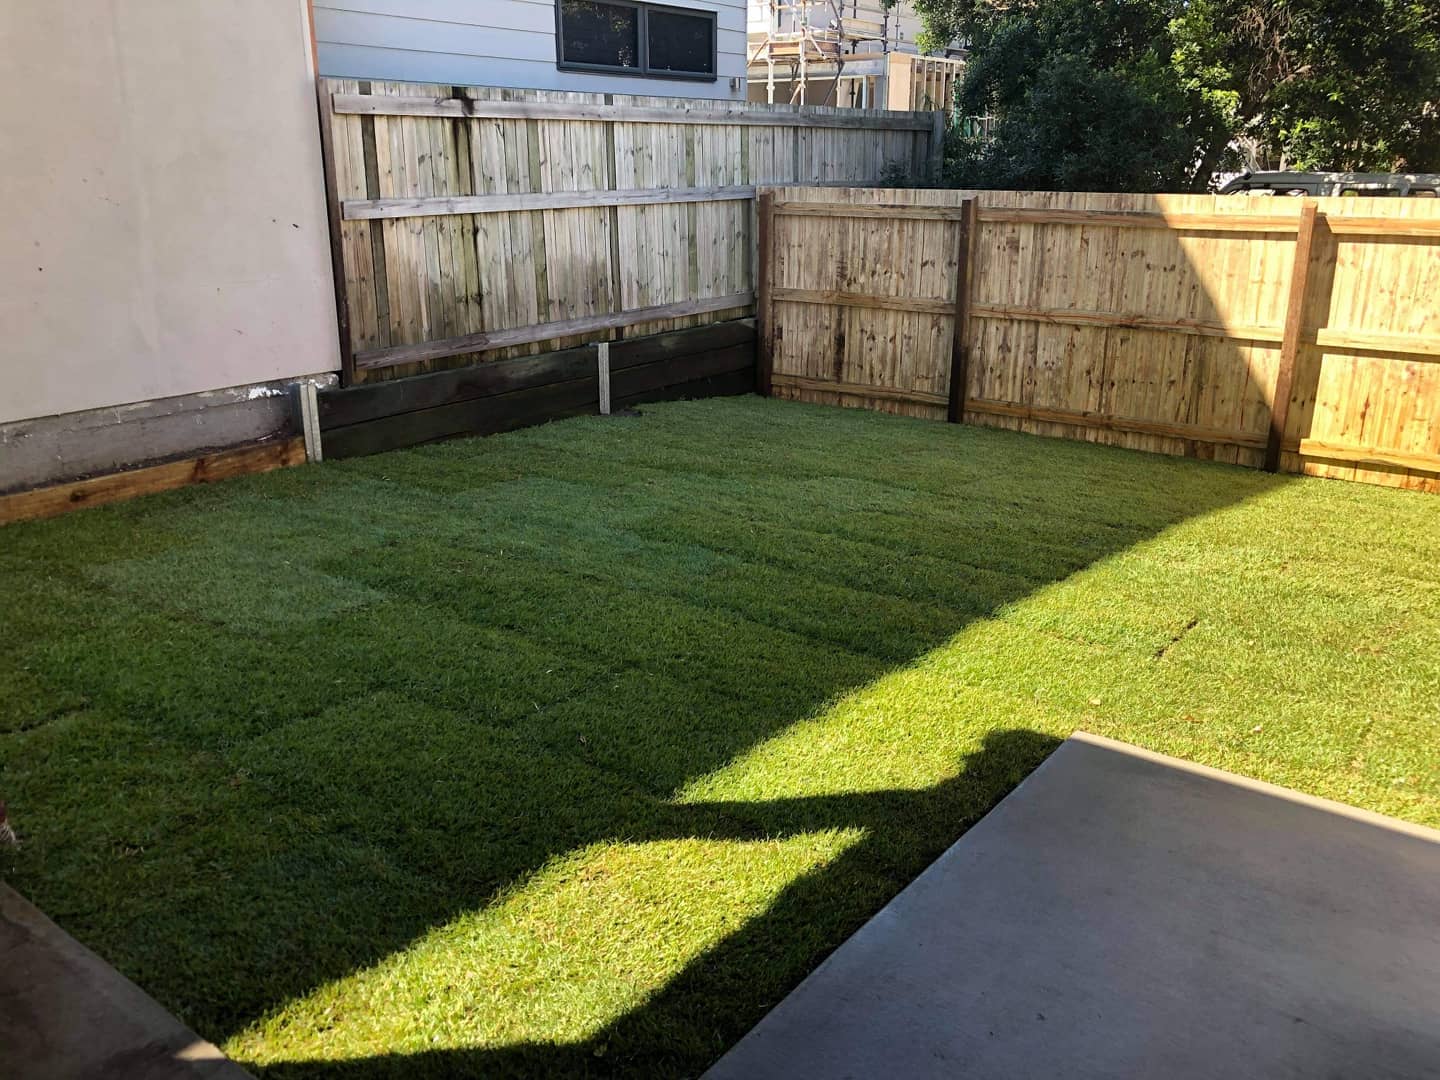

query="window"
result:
[557,0,717,80]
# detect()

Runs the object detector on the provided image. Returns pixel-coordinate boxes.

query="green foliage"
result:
[916,0,1440,190]
[1171,0,1440,171]
[948,55,1216,191]
[936,0,1228,191]
[3,398,1439,1074]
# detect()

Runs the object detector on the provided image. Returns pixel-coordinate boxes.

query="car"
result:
[1217,170,1440,197]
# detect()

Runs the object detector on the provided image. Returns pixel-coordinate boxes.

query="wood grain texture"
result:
[761,185,1440,491]
[332,93,935,130]
[342,185,759,220]
[774,201,970,221]
[1266,201,1320,471]
[970,304,1283,343]
[1324,217,1440,237]
[772,375,948,406]
[0,439,307,526]
[977,208,1303,233]
[772,287,953,314]
[354,292,754,369]
[1295,439,1440,474]
[321,79,929,385]
[965,398,1269,449]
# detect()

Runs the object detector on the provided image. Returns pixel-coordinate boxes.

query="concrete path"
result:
[706,732,1440,1079]
[0,883,250,1079]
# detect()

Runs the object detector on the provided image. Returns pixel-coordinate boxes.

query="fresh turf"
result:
[1,396,1436,1077]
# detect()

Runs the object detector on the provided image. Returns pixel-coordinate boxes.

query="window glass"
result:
[648,9,715,75]
[560,1,639,69]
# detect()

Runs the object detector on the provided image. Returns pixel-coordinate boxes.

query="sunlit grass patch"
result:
[1,395,1436,1077]
[228,831,863,1067]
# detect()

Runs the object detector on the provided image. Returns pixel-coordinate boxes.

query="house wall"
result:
[0,0,340,428]
[314,0,748,99]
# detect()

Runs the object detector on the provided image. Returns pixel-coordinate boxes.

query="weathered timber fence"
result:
[318,79,940,385]
[757,187,1440,492]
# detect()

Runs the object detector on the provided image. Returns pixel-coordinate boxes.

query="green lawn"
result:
[2,396,1437,1077]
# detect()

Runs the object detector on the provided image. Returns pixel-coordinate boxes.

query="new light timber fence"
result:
[318,78,941,385]
[757,187,1440,492]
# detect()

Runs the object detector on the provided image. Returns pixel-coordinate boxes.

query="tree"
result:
[1171,0,1440,172]
[916,0,1440,191]
[935,0,1228,191]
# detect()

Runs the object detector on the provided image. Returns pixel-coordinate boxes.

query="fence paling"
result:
[759,186,1440,494]
[319,79,942,385]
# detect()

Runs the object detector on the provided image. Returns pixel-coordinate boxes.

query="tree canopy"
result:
[913,0,1440,191]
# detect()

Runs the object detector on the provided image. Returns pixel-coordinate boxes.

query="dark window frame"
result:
[556,0,719,82]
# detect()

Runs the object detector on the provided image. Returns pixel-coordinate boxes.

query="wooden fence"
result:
[757,187,1440,492]
[318,79,941,385]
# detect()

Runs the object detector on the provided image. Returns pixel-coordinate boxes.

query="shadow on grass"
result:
[252,727,1063,1078]
[0,400,1294,1076]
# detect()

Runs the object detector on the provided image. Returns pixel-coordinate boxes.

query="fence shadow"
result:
[764,188,1440,493]
[2,400,1294,1077]
[251,727,1064,1078]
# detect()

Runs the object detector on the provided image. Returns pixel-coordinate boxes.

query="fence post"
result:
[596,341,611,416]
[1265,200,1320,472]
[948,197,978,423]
[756,191,776,397]
[297,380,323,462]
[928,111,946,184]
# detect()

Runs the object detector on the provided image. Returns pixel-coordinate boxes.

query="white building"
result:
[313,0,750,100]
[744,0,963,109]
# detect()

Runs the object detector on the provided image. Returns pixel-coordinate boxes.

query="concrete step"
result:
[706,733,1440,1079]
[0,884,251,1080]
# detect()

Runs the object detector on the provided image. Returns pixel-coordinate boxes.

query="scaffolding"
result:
[746,0,895,106]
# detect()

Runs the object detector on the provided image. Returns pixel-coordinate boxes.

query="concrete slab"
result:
[706,732,1440,1079]
[0,884,250,1079]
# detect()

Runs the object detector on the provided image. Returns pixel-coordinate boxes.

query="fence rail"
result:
[318,79,940,384]
[758,187,1440,492]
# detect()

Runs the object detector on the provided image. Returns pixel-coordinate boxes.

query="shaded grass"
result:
[1,396,1437,1076]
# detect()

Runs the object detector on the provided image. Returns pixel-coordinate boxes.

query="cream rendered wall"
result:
[0,1,340,426]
